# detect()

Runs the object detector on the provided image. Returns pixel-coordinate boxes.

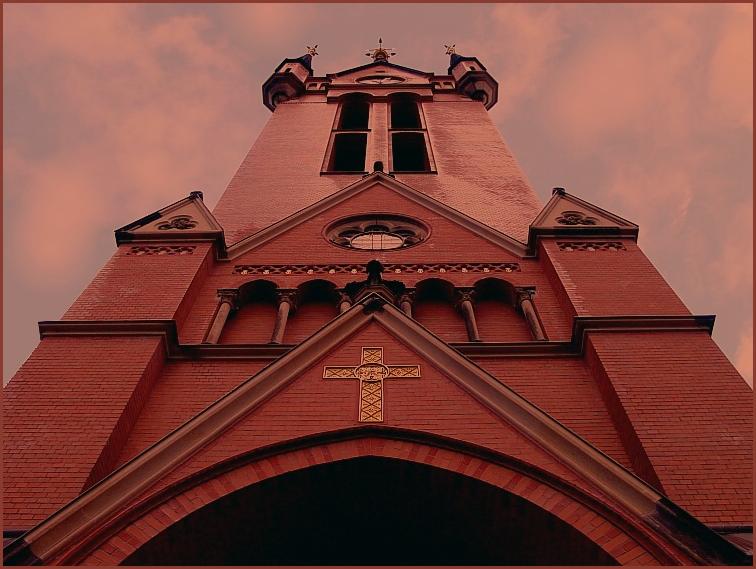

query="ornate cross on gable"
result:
[323,347,420,422]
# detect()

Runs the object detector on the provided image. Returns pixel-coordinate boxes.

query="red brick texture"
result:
[3,337,164,528]
[475,356,634,471]
[63,243,213,321]
[114,360,268,468]
[586,331,753,525]
[70,438,680,566]
[541,239,689,316]
[213,95,541,245]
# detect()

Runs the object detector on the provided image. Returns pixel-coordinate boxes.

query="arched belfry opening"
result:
[123,457,619,566]
[219,280,278,344]
[413,278,468,342]
[473,277,533,342]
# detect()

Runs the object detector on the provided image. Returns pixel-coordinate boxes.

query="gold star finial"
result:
[365,37,397,61]
[445,44,456,56]
[306,44,319,57]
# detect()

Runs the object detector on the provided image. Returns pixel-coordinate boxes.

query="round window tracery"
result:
[326,215,428,251]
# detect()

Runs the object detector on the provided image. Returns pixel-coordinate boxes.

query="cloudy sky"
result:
[3,3,752,384]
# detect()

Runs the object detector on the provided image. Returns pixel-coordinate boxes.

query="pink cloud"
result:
[707,4,753,129]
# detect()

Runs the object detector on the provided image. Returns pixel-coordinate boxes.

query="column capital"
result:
[337,291,353,304]
[514,287,536,304]
[397,291,415,305]
[455,287,476,308]
[217,288,240,308]
[275,289,299,310]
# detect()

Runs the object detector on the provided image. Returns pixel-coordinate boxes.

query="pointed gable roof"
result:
[10,294,687,564]
[225,171,529,259]
[327,59,434,81]
[115,191,225,248]
[528,188,638,250]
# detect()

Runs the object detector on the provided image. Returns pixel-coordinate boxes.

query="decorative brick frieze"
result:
[233,262,521,276]
[126,245,196,256]
[557,242,626,252]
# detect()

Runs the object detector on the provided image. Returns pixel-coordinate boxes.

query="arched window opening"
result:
[284,280,340,344]
[390,94,421,129]
[413,279,467,343]
[339,97,370,130]
[326,94,371,173]
[392,132,430,172]
[220,280,278,344]
[473,278,531,342]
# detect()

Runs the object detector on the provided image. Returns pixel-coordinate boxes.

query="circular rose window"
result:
[326,215,428,251]
[356,75,406,85]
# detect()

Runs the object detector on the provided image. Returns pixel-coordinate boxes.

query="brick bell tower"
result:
[4,43,752,565]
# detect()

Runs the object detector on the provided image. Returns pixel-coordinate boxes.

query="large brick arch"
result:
[62,429,687,565]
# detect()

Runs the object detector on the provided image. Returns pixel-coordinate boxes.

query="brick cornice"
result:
[38,314,716,361]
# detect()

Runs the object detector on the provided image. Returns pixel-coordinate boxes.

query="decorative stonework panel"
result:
[234,262,521,276]
[557,242,626,252]
[556,211,599,226]
[157,215,198,230]
[323,347,421,422]
[126,245,196,256]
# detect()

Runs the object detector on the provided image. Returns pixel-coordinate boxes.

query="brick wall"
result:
[541,240,689,316]
[586,331,752,525]
[3,336,164,528]
[63,244,213,321]
[220,302,277,344]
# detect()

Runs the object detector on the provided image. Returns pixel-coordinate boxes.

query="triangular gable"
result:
[327,60,434,82]
[528,188,638,248]
[230,180,523,266]
[225,172,529,259]
[145,320,586,493]
[115,191,225,246]
[13,295,672,563]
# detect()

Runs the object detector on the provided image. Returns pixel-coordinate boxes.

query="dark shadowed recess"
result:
[124,456,618,565]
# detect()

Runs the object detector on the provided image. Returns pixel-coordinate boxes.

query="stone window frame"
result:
[387,94,437,174]
[321,94,372,175]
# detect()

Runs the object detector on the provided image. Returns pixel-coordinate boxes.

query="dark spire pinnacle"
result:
[294,44,318,73]
[445,44,465,71]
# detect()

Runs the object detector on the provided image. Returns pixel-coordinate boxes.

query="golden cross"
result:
[323,347,420,422]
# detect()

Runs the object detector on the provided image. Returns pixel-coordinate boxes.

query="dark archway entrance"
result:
[124,457,618,565]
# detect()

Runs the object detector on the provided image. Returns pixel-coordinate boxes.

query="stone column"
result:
[204,289,239,344]
[270,291,297,344]
[456,289,481,342]
[338,292,353,314]
[398,292,414,318]
[516,288,547,341]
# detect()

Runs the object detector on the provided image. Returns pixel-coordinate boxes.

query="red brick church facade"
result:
[4,45,752,565]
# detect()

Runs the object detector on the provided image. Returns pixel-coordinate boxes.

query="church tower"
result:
[4,43,752,565]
